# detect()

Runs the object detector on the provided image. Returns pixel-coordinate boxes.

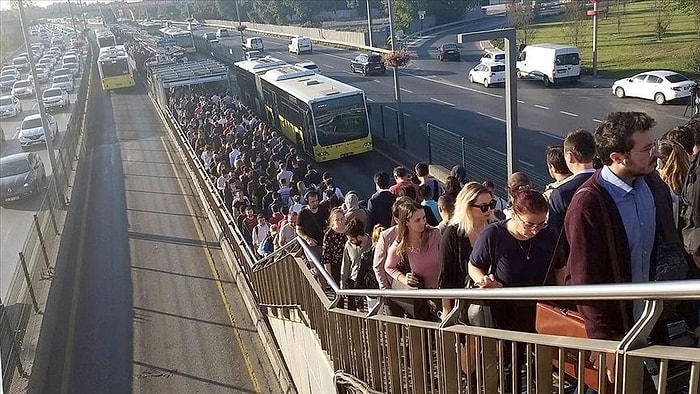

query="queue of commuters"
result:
[166,81,700,392]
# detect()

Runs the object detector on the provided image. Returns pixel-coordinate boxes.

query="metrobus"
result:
[95,29,117,48]
[235,60,372,162]
[140,21,163,36]
[159,27,195,53]
[97,45,136,90]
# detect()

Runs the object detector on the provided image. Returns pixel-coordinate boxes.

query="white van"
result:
[516,43,581,87]
[243,37,264,52]
[288,36,312,54]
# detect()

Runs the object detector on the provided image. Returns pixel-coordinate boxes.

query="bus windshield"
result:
[100,58,129,78]
[313,94,369,146]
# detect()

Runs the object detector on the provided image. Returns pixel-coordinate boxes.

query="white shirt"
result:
[252,222,270,246]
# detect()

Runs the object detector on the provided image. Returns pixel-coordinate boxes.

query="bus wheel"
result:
[543,76,552,87]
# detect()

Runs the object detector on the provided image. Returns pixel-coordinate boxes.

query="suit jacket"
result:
[548,171,595,234]
[564,170,680,340]
[366,190,396,233]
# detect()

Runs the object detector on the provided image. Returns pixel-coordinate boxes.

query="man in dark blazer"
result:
[365,171,396,233]
[548,129,597,234]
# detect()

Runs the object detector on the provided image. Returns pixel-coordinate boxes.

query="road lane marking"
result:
[539,131,564,140]
[487,147,535,167]
[534,104,549,110]
[517,100,525,104]
[559,110,579,117]
[322,52,350,61]
[161,136,262,393]
[373,79,381,83]
[400,88,414,94]
[430,97,455,106]
[322,64,334,68]
[477,112,505,122]
[592,118,602,123]
[405,73,503,98]
[61,148,94,394]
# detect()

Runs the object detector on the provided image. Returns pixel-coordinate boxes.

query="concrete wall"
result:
[266,307,335,394]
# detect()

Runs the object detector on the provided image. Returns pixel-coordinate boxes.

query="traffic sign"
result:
[157,39,177,48]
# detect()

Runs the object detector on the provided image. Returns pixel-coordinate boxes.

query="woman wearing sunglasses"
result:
[467,188,556,390]
[439,182,495,317]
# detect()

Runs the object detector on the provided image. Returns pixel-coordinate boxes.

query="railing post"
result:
[18,252,41,314]
[427,123,432,163]
[33,214,51,270]
[379,105,385,139]
[0,297,27,378]
[48,192,59,235]
[460,136,466,168]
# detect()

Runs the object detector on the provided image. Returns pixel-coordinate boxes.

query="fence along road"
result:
[25,53,281,392]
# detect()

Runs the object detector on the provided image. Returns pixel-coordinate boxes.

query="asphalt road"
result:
[0,64,82,300]
[197,16,693,190]
[28,73,280,393]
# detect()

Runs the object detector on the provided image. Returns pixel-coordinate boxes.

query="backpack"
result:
[258,235,274,256]
[357,246,379,290]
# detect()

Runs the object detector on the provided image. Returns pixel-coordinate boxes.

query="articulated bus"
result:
[159,27,195,53]
[95,29,117,48]
[235,60,372,162]
[97,45,136,90]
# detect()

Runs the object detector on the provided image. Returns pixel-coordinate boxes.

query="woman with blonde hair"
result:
[439,182,494,317]
[385,199,442,319]
[658,138,690,196]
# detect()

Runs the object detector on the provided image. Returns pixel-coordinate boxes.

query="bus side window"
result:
[304,111,316,146]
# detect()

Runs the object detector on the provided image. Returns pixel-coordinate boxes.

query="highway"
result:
[0,64,80,299]
[197,16,691,189]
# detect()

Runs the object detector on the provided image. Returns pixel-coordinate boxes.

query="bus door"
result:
[270,92,280,128]
[301,109,315,154]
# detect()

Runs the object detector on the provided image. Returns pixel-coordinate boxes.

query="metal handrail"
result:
[292,237,700,301]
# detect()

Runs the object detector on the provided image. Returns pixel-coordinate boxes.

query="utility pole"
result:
[387,0,405,148]
[18,0,64,206]
[366,0,373,47]
[587,0,601,77]
[67,0,79,41]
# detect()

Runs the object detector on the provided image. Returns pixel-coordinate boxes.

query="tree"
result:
[563,0,585,47]
[507,1,536,46]
[380,0,480,32]
[671,0,700,34]
[652,0,673,41]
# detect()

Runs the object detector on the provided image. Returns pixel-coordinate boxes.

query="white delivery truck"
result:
[516,43,581,87]
[288,36,312,54]
[243,37,264,52]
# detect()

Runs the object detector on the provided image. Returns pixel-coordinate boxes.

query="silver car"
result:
[0,95,22,118]
[11,79,34,97]
[42,87,70,111]
[18,113,58,149]
[0,152,46,203]
[0,75,17,91]
[51,75,73,92]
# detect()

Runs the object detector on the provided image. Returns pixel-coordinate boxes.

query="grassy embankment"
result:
[528,0,699,79]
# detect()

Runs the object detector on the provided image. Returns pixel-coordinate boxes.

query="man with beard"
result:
[564,112,685,390]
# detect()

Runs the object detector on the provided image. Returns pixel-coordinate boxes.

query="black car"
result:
[350,53,386,76]
[438,43,461,61]
[0,152,46,203]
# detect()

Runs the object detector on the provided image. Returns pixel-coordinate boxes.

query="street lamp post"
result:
[587,0,601,77]
[387,0,405,148]
[366,0,373,47]
[17,0,63,205]
[67,0,79,41]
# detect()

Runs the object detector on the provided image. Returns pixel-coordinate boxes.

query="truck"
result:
[516,43,581,87]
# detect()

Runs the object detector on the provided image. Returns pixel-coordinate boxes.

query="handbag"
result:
[389,253,418,318]
[464,231,497,328]
[535,188,629,391]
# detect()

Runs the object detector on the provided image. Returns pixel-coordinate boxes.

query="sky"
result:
[0,0,100,11]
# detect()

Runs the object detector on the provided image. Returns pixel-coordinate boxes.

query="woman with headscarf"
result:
[344,192,367,226]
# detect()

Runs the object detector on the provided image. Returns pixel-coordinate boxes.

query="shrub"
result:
[383,50,410,68]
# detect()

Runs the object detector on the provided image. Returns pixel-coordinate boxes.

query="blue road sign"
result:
[157,39,177,48]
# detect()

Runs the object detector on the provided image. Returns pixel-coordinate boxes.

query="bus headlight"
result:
[364,142,372,147]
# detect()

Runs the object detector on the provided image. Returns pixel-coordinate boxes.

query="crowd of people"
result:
[165,79,700,391]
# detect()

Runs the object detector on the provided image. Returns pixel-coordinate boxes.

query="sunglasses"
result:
[472,199,497,213]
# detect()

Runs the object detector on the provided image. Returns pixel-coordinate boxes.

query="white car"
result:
[52,75,74,92]
[1,66,20,79]
[612,70,697,105]
[11,79,34,97]
[0,95,22,118]
[30,66,51,83]
[38,56,55,70]
[481,49,505,64]
[18,113,58,149]
[295,61,320,74]
[42,87,70,111]
[468,61,506,88]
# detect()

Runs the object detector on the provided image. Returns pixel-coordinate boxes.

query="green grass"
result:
[528,0,700,79]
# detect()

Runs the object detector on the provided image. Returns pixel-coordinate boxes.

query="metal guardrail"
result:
[0,42,94,393]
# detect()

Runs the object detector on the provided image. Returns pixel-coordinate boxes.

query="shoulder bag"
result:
[535,187,628,391]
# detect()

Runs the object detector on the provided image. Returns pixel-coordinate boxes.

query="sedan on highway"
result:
[42,87,70,111]
[38,56,55,70]
[52,75,74,92]
[11,79,34,98]
[0,75,17,91]
[612,70,697,105]
[0,95,22,118]
[0,152,46,203]
[295,61,320,74]
[438,43,461,61]
[29,65,51,83]
[18,113,58,149]
[350,53,386,76]
[468,61,506,88]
